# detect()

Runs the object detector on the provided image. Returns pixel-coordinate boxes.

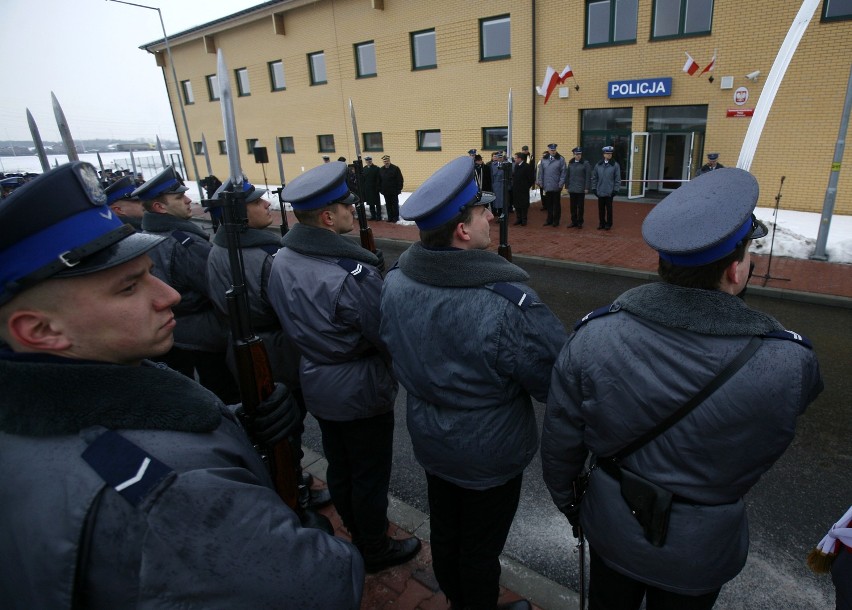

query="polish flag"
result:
[682,53,700,76]
[557,65,573,83]
[537,66,558,104]
[699,50,716,76]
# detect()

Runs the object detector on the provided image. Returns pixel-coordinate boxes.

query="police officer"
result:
[104,175,144,230]
[566,146,591,229]
[696,152,725,176]
[591,145,621,230]
[0,162,364,609]
[537,143,567,227]
[378,154,404,222]
[266,161,421,573]
[134,165,239,403]
[361,156,382,220]
[381,157,567,610]
[542,168,823,610]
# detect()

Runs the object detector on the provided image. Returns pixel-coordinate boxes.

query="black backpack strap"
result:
[337,258,369,282]
[81,430,174,507]
[487,282,531,310]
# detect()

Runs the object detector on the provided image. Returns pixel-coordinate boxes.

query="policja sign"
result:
[608,77,672,99]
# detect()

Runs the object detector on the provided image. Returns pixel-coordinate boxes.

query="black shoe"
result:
[497,600,532,610]
[597,225,605,230]
[552,224,559,228]
[543,221,552,226]
[521,221,527,226]
[513,219,523,226]
[361,536,422,573]
[567,223,578,228]
[578,223,583,228]
[605,225,612,230]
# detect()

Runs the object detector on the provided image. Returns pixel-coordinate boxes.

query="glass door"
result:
[628,132,649,199]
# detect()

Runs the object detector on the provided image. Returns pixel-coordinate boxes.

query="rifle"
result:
[273,137,290,237]
[25,109,50,172]
[156,135,167,168]
[200,134,222,234]
[216,49,300,510]
[498,89,513,261]
[572,477,587,610]
[347,99,376,253]
[51,92,79,162]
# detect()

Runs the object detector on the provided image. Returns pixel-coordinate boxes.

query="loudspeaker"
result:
[253,146,269,164]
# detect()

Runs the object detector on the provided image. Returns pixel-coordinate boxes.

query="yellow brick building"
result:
[143,0,852,214]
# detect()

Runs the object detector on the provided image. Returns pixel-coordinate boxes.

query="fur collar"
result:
[397,242,529,288]
[615,282,786,336]
[141,212,210,240]
[212,227,283,249]
[282,223,378,266]
[0,357,222,437]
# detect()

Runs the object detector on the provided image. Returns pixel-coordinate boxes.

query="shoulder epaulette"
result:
[387,261,400,273]
[170,230,193,247]
[82,430,174,507]
[763,329,814,349]
[337,258,369,281]
[259,243,279,257]
[487,282,531,310]
[573,302,621,331]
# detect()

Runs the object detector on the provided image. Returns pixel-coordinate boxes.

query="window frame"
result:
[192,141,203,155]
[822,0,852,21]
[308,51,328,85]
[206,74,220,101]
[650,0,714,41]
[217,140,227,155]
[235,67,251,97]
[318,134,336,153]
[410,28,437,71]
[482,126,509,151]
[246,138,259,155]
[278,136,295,154]
[479,15,511,61]
[416,129,442,151]
[585,0,638,48]
[355,41,378,78]
[268,60,286,91]
[363,132,384,152]
[180,80,195,105]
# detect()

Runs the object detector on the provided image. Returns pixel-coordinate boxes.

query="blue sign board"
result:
[608,77,672,99]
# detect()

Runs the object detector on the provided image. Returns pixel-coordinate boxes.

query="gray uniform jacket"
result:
[0,354,364,609]
[381,243,568,489]
[566,159,591,194]
[590,160,621,197]
[489,161,506,210]
[267,223,397,421]
[142,211,228,352]
[207,228,301,388]
[541,282,823,595]
[536,154,567,193]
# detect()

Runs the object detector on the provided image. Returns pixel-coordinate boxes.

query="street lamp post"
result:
[108,0,203,196]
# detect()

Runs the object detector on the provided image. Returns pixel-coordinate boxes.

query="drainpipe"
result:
[531,0,537,158]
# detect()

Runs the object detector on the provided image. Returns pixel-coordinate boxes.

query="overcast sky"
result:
[1,0,260,143]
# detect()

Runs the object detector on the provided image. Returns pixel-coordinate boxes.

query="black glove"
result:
[374,248,386,274]
[562,503,581,539]
[237,383,300,446]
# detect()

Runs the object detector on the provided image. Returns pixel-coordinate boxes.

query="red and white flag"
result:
[557,64,573,82]
[682,52,700,76]
[537,66,557,103]
[699,50,717,76]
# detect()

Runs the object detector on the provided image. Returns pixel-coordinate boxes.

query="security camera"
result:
[745,70,761,82]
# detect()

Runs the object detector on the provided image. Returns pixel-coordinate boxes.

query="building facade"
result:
[143,0,852,214]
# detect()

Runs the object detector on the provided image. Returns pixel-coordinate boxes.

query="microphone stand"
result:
[753,175,790,286]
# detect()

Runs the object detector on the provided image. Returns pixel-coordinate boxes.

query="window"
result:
[193,141,203,155]
[318,134,335,153]
[269,60,286,91]
[355,41,377,78]
[586,0,638,46]
[246,139,259,154]
[480,15,511,61]
[411,29,437,70]
[308,52,327,85]
[278,136,295,154]
[181,80,194,105]
[652,0,713,39]
[218,140,227,155]
[206,74,220,101]
[417,129,442,151]
[482,127,508,150]
[363,132,384,152]
[235,68,251,96]
[822,0,852,20]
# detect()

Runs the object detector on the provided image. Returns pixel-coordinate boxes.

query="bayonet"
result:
[51,92,78,162]
[274,137,290,236]
[156,135,167,167]
[96,152,106,175]
[129,148,138,178]
[347,98,376,253]
[498,89,513,261]
[26,109,50,172]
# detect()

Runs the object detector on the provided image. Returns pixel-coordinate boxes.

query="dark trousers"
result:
[157,346,240,404]
[367,197,382,220]
[383,193,400,221]
[316,411,394,544]
[597,196,613,228]
[589,547,721,610]
[544,191,562,225]
[426,472,523,610]
[569,192,586,226]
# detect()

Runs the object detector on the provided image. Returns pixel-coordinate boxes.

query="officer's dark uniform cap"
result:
[0,162,164,305]
[213,177,267,203]
[282,161,358,211]
[130,165,189,201]
[402,156,496,231]
[104,176,139,205]
[642,168,768,267]
[708,152,720,160]
[572,147,583,154]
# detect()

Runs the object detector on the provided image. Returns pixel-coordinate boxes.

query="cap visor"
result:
[55,232,166,278]
[478,191,497,205]
[749,218,769,240]
[338,191,360,205]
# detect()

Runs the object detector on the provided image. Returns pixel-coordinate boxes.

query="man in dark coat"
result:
[378,155,404,222]
[511,152,534,225]
[361,156,382,220]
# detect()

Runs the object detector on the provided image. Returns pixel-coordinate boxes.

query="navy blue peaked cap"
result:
[708,152,720,160]
[131,165,189,200]
[642,168,768,267]
[0,162,163,304]
[402,156,496,230]
[282,161,358,211]
[104,176,138,205]
[213,177,267,203]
